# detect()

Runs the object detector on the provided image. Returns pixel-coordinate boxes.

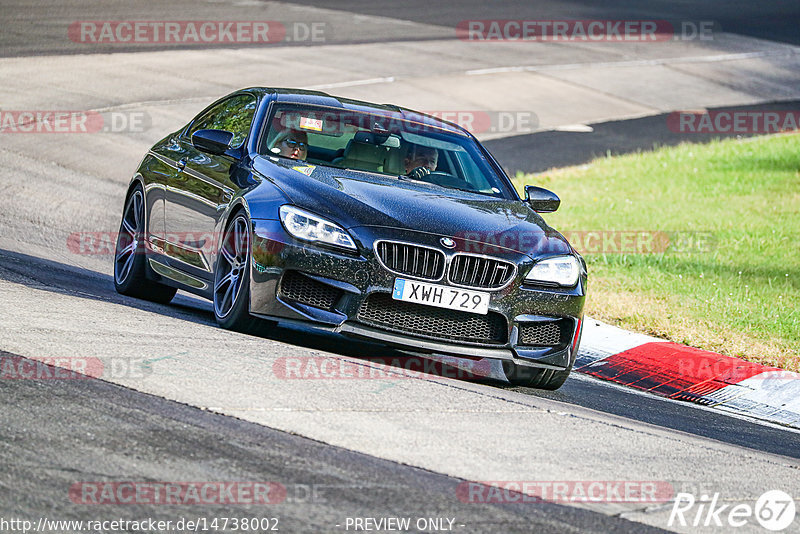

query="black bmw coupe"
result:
[114,87,587,389]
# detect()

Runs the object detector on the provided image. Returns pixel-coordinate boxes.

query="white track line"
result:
[466,49,799,75]
[307,76,396,90]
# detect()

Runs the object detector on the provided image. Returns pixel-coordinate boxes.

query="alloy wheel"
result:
[214,215,250,319]
[114,189,143,285]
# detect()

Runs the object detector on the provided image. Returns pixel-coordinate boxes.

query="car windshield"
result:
[258,104,515,199]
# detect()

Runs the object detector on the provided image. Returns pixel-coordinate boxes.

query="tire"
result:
[114,185,177,304]
[502,361,572,390]
[213,211,260,333]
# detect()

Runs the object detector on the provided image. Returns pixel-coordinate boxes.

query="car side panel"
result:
[162,138,236,280]
[136,151,174,247]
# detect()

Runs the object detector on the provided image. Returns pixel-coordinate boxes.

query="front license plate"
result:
[392,278,490,315]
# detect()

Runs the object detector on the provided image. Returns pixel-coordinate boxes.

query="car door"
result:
[163,94,257,280]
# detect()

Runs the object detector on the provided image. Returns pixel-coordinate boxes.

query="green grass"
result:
[513,133,800,371]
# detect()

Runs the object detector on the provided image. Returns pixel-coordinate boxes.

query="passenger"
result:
[269,129,308,160]
[404,144,438,179]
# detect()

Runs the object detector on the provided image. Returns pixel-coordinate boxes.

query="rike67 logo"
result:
[669,490,796,531]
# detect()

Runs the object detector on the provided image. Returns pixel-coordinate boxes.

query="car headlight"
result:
[525,255,580,287]
[279,205,357,251]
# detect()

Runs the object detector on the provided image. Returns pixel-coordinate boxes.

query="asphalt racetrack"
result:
[1,1,799,533]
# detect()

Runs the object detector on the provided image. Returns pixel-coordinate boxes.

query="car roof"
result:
[238,87,469,137]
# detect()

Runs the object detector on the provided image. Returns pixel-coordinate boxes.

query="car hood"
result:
[250,157,572,257]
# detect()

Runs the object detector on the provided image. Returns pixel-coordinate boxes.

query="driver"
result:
[404,144,438,179]
[269,128,308,160]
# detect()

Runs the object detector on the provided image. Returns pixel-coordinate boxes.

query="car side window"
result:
[188,94,257,149]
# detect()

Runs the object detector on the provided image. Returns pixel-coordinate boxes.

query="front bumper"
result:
[249,220,586,370]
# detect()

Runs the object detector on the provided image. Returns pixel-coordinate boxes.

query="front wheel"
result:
[113,185,177,304]
[213,212,259,333]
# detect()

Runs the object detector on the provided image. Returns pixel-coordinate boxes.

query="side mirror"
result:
[192,129,234,156]
[524,185,560,213]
